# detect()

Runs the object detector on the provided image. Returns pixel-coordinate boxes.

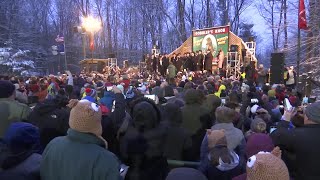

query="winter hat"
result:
[166,168,208,180]
[246,147,289,180]
[207,129,227,149]
[3,122,40,153]
[68,99,108,149]
[105,82,113,88]
[85,88,96,97]
[0,80,16,98]
[246,133,274,158]
[251,104,260,114]
[305,101,320,123]
[268,90,276,97]
[250,118,267,133]
[116,84,124,94]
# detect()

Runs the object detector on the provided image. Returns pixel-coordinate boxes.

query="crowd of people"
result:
[0,60,318,180]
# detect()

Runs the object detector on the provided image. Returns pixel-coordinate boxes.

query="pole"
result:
[297,29,301,86]
[64,40,68,71]
[82,34,86,60]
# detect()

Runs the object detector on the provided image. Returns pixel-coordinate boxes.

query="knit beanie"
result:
[85,88,96,97]
[68,99,108,149]
[305,101,320,124]
[0,80,15,98]
[3,122,40,153]
[246,133,274,158]
[267,90,276,97]
[246,147,289,180]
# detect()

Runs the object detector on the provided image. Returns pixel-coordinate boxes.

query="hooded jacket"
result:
[162,103,192,161]
[99,91,115,110]
[28,99,69,148]
[0,98,31,138]
[120,100,168,180]
[200,123,246,174]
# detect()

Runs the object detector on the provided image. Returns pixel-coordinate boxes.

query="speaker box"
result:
[270,53,285,84]
[106,53,116,58]
[230,45,239,52]
[97,61,106,73]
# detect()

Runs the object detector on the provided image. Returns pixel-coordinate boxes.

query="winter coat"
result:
[167,64,177,79]
[27,100,69,148]
[0,153,41,180]
[271,123,320,180]
[101,93,126,156]
[175,58,183,71]
[0,98,31,138]
[120,101,168,180]
[40,129,120,180]
[99,91,115,110]
[196,54,204,71]
[161,103,192,161]
[204,53,213,71]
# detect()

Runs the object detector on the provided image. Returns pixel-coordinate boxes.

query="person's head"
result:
[304,102,320,125]
[163,86,174,97]
[163,103,183,125]
[184,89,205,105]
[207,129,235,166]
[166,168,208,180]
[68,99,107,148]
[130,97,161,132]
[215,106,236,124]
[184,82,193,90]
[3,122,40,154]
[245,133,274,158]
[250,118,267,134]
[0,80,16,99]
[246,147,289,180]
[259,64,264,69]
[255,108,271,124]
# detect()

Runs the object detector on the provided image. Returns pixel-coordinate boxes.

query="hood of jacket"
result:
[215,150,239,171]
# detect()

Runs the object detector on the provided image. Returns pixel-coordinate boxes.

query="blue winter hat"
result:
[3,122,40,153]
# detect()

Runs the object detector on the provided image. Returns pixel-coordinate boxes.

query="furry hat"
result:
[207,129,227,149]
[68,99,108,149]
[246,147,289,180]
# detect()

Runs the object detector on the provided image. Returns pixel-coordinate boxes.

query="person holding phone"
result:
[270,102,320,179]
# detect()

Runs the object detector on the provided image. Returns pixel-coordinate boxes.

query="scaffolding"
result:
[107,58,118,69]
[245,42,256,61]
[226,52,241,78]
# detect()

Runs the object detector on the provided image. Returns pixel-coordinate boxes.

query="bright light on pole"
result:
[81,16,102,33]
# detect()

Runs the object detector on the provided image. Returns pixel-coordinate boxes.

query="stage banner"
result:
[192,26,229,57]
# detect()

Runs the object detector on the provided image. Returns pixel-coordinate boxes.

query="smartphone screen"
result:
[270,126,277,133]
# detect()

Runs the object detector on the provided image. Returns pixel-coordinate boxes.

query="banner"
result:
[192,26,229,57]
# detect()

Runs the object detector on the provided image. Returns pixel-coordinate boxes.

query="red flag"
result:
[298,0,307,30]
[89,34,94,51]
